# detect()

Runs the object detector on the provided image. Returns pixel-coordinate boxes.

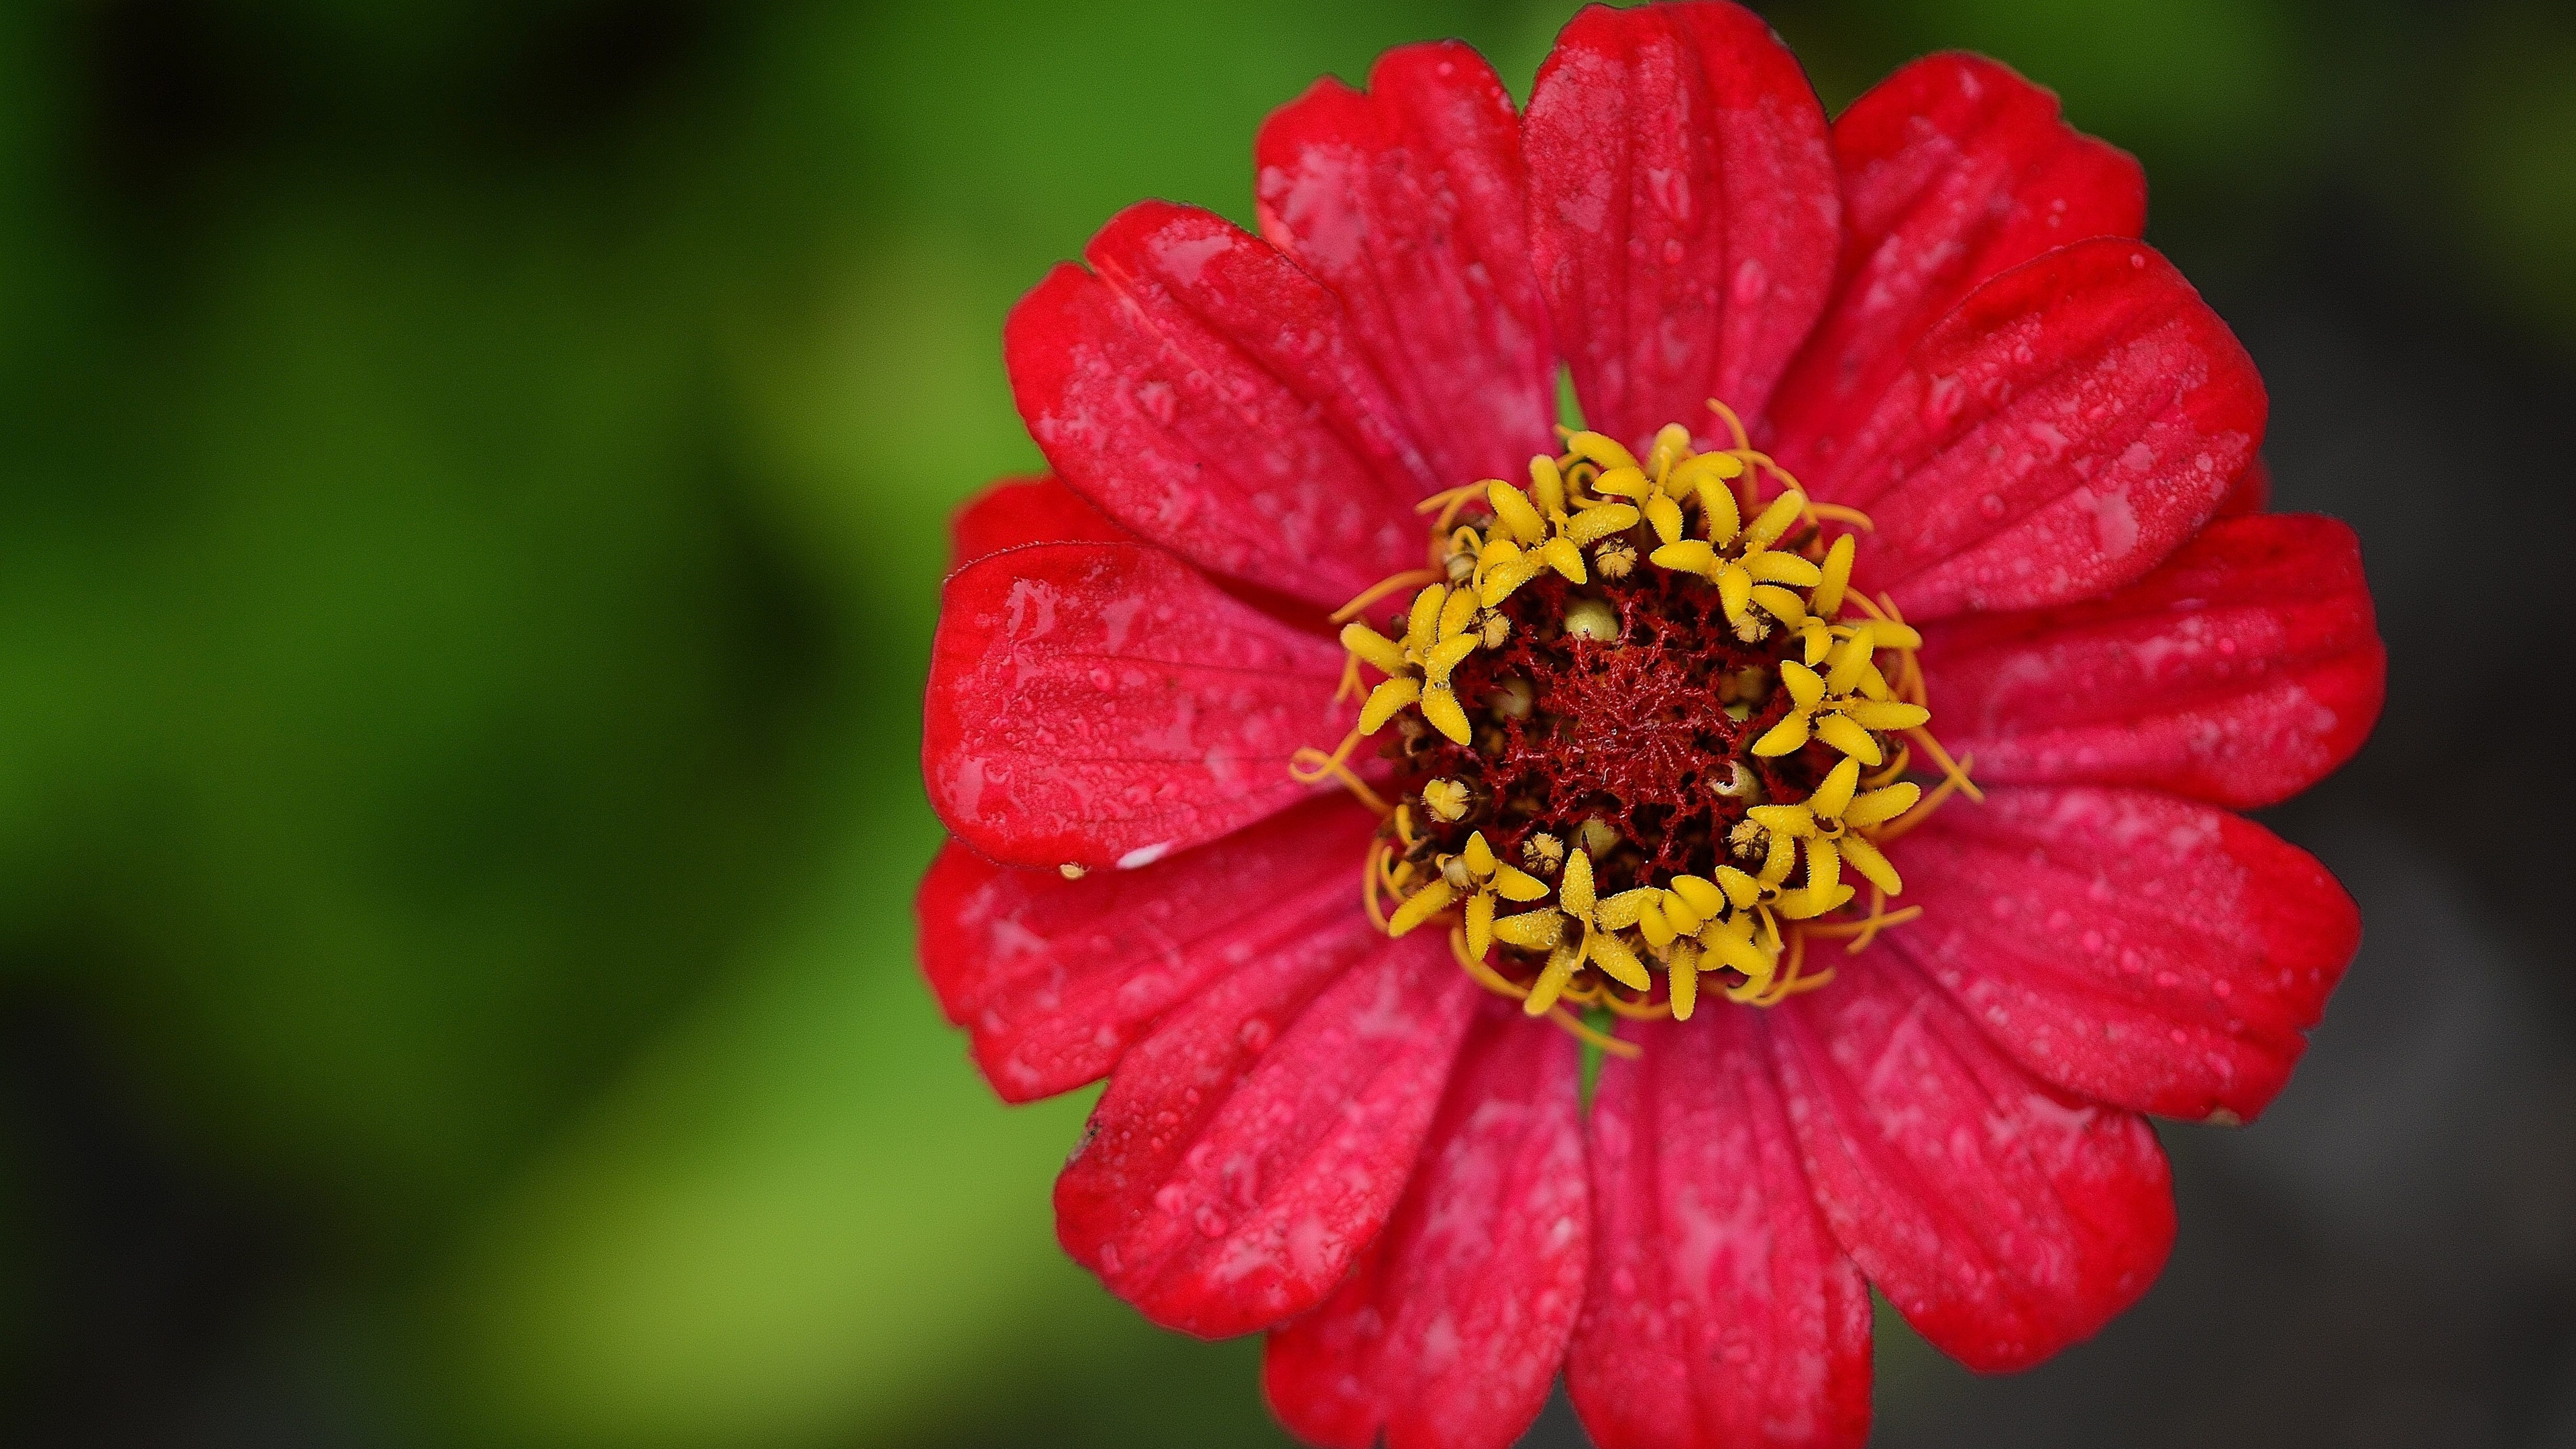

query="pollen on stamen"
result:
[1299,398,1981,1050]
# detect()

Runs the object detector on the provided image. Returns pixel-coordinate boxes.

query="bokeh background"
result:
[3,0,2572,1444]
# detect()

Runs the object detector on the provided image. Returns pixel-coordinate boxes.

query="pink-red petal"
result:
[1568,1011,1872,1449]
[1006,201,1438,609]
[2214,455,2270,516]
[1770,52,2145,453]
[1263,1009,1588,1449]
[1766,963,2176,1373]
[922,541,1347,872]
[948,473,1129,570]
[1884,783,2361,1124]
[1056,930,1478,1340]
[916,796,1381,1104]
[1524,1,1839,447]
[1794,237,2265,621]
[1920,513,2384,808]
[1256,42,1556,488]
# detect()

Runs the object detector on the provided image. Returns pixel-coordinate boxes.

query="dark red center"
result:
[1381,568,1834,894]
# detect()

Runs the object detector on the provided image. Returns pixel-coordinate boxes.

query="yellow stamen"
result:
[1872,753,1978,843]
[1555,975,1604,1008]
[1906,727,1984,802]
[1548,1007,1641,1059]
[1707,397,1752,452]
[1524,945,1584,1016]
[1863,742,1914,791]
[1356,677,1416,735]
[1333,650,1363,705]
[1564,430,1640,474]
[1450,924,1528,1000]
[1601,987,1675,1022]
[1361,841,1392,933]
[1289,730,1391,815]
[1413,479,1490,518]
[1421,777,1470,822]
[1331,567,1441,625]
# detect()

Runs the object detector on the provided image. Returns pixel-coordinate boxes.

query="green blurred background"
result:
[3,1,2571,1445]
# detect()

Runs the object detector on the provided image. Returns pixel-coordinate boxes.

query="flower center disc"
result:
[1299,405,1980,1036]
[1398,565,1815,890]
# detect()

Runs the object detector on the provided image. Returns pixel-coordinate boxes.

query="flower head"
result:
[919,7,2383,1447]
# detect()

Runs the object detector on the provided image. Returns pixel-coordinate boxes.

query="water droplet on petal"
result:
[1731,256,1769,305]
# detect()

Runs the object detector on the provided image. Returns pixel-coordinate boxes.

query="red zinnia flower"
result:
[918,5,2383,1446]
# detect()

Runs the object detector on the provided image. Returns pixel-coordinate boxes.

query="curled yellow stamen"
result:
[1413,480,1489,517]
[1799,892,1925,953]
[1330,567,1442,625]
[1549,1006,1641,1059]
[1451,924,1527,1000]
[1450,926,1644,1057]
[1289,729,1391,815]
[1906,729,1984,805]
[1413,480,1493,540]
[1360,841,1393,933]
[1871,753,1978,844]
[1601,989,1676,1022]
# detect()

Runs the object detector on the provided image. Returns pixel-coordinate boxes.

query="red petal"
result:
[1256,42,1555,488]
[1263,1010,1588,1449]
[1770,53,2144,453]
[1057,931,1479,1339]
[916,797,1381,1104]
[948,474,1129,570]
[1524,1,1839,447]
[1920,513,2385,808]
[1568,1012,1872,1449]
[2214,455,2270,515]
[1006,201,1438,610]
[1765,963,2176,1373]
[1886,784,2361,1124]
[1796,237,2265,621]
[923,541,1348,871]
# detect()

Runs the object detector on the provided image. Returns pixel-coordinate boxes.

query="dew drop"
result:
[1730,256,1769,304]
